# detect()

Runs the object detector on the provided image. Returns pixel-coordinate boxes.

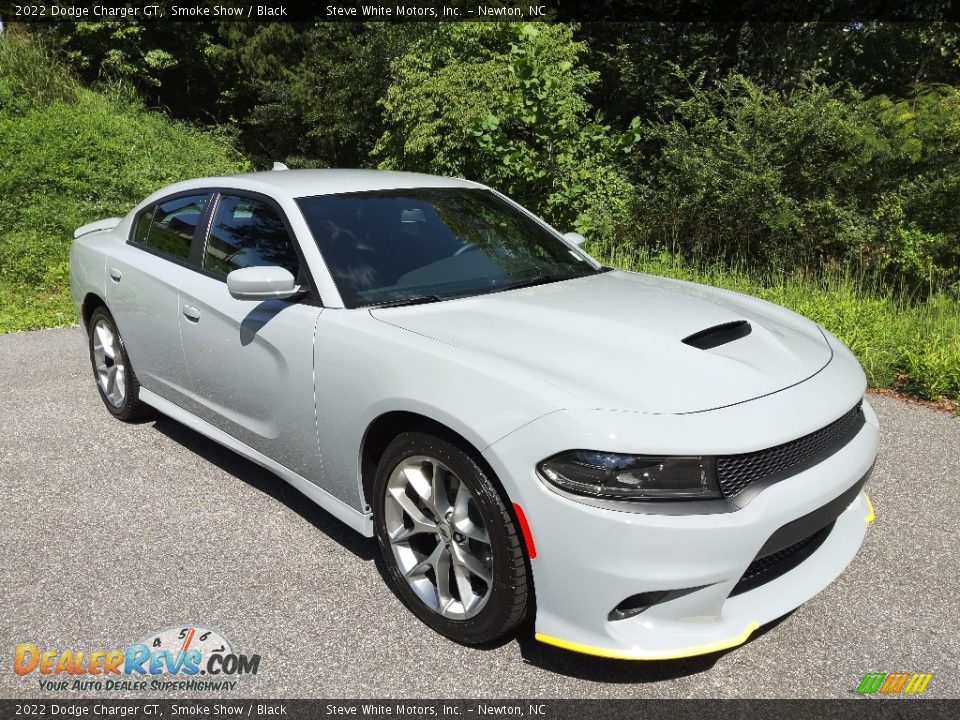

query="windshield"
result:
[295,188,600,308]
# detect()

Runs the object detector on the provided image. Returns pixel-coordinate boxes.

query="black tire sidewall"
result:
[373,431,527,645]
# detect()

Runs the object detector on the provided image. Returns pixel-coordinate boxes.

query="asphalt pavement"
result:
[0,326,958,698]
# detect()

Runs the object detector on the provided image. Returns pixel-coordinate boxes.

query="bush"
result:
[0,33,249,332]
[375,22,635,245]
[626,70,960,295]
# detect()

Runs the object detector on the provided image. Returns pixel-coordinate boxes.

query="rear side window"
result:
[133,208,153,244]
[202,195,299,278]
[135,195,208,261]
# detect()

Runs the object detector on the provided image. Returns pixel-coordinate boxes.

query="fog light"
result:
[608,585,708,621]
[608,591,669,621]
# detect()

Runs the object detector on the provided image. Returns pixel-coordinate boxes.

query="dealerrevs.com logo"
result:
[13,624,260,692]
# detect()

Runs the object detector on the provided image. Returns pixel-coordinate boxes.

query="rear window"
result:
[134,195,208,261]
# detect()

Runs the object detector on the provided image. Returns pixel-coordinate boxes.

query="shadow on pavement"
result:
[151,416,377,562]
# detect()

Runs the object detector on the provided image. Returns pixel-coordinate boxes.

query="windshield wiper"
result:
[494,275,558,292]
[369,294,445,308]
[370,271,592,307]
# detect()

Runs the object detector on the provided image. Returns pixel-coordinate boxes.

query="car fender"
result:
[69,230,121,319]
[311,308,574,509]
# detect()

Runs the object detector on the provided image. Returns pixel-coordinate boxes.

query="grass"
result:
[0,33,248,334]
[0,283,75,333]
[594,246,960,408]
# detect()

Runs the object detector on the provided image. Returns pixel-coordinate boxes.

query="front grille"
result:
[717,402,864,498]
[730,521,834,597]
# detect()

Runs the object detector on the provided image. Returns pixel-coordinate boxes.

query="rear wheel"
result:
[373,431,529,644]
[87,306,150,421]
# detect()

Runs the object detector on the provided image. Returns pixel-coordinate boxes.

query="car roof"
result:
[145,169,486,204]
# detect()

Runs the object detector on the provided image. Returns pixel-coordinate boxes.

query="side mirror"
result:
[226,266,300,301]
[563,231,587,247]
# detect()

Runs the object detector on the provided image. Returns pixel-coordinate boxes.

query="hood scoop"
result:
[682,320,752,350]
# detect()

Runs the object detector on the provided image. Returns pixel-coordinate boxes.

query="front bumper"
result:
[483,398,880,660]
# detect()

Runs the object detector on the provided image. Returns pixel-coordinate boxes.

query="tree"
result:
[376,22,634,243]
[576,22,960,132]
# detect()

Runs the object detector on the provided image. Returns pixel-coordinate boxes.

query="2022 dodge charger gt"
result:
[70,169,878,660]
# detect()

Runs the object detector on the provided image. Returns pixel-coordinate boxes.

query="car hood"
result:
[370,270,832,414]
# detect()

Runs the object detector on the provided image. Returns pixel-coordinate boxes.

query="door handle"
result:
[109,268,122,283]
[182,305,201,322]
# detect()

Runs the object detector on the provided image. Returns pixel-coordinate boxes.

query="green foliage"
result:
[898,324,960,401]
[40,20,422,167]
[208,22,422,168]
[863,85,960,291]
[37,18,222,118]
[67,22,177,87]
[207,23,410,167]
[626,70,960,294]
[580,22,960,133]
[0,33,248,332]
[0,30,76,107]
[376,23,634,243]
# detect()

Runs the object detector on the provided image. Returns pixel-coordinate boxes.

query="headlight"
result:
[537,451,720,500]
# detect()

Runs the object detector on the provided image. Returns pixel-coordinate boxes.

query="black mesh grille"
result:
[730,521,834,597]
[717,403,864,498]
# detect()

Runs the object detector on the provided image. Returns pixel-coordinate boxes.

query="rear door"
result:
[106,192,212,407]
[176,191,324,480]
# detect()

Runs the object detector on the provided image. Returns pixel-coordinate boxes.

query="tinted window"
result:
[296,188,598,307]
[133,208,154,244]
[203,195,299,278]
[138,195,208,261]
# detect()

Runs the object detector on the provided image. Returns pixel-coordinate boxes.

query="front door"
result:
[177,193,323,481]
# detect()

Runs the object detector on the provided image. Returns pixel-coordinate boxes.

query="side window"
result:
[203,195,300,278]
[136,194,209,261]
[133,207,154,244]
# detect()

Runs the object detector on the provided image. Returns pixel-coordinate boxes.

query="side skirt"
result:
[140,388,374,536]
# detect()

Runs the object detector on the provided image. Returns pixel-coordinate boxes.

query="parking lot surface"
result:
[1,327,957,698]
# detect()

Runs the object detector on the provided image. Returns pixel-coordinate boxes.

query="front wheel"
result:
[373,431,529,644]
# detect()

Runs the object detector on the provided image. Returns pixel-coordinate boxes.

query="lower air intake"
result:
[730,521,834,597]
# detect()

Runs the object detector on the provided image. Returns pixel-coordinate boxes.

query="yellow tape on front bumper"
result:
[535,621,760,661]
[539,493,878,661]
[864,493,876,525]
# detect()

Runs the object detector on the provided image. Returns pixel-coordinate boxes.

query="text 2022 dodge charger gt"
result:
[69,169,878,660]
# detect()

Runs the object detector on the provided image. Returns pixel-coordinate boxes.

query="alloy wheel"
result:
[92,318,126,407]
[383,455,493,620]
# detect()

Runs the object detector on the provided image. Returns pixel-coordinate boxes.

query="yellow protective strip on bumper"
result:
[864,493,876,525]
[535,621,760,661]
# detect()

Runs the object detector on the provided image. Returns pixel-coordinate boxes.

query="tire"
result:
[373,431,529,644]
[87,306,150,421]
